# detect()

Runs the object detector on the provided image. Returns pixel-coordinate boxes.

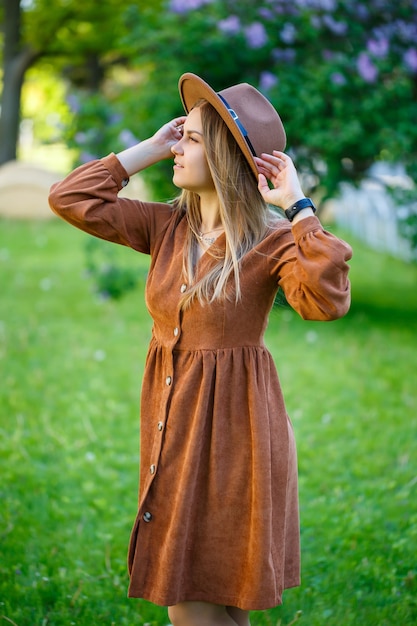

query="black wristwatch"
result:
[285,197,316,222]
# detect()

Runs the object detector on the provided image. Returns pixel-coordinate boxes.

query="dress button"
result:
[173,327,179,337]
[157,421,164,431]
[150,464,156,474]
[180,283,187,293]
[143,511,152,522]
[166,376,172,386]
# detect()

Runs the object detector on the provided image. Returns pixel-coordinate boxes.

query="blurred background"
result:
[1,0,417,234]
[1,1,417,625]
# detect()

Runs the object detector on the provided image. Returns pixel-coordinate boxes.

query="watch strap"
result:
[285,197,316,222]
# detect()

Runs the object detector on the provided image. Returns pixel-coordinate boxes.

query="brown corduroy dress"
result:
[49,153,352,611]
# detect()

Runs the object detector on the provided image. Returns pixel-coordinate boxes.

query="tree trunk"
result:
[0,0,38,165]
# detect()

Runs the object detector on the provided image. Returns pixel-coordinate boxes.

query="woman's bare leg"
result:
[226,606,251,626]
[168,601,250,626]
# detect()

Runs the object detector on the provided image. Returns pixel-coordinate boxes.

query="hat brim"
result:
[178,72,259,179]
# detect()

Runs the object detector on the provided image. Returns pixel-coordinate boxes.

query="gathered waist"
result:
[148,334,268,354]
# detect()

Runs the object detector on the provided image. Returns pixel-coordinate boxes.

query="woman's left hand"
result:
[255,151,305,209]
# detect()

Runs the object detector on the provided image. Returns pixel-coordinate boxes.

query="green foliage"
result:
[21,64,72,145]
[21,0,131,63]
[1,218,417,625]
[64,91,132,164]
[84,237,147,299]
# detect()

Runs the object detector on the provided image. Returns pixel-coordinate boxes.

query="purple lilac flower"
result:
[330,72,346,86]
[296,0,336,10]
[355,4,369,20]
[367,37,389,58]
[280,23,296,45]
[322,14,348,36]
[258,7,274,21]
[74,132,87,144]
[80,152,98,163]
[357,52,378,83]
[404,48,417,73]
[394,19,417,43]
[67,94,81,114]
[119,129,139,149]
[319,0,337,10]
[218,15,241,35]
[244,22,268,49]
[109,113,123,125]
[169,0,212,14]
[259,71,278,93]
[322,49,335,62]
[311,15,321,30]
[272,48,297,63]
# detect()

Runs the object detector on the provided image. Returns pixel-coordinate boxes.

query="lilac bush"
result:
[147,0,417,202]
[65,0,417,219]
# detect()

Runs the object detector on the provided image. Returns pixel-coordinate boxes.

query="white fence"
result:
[331,163,415,261]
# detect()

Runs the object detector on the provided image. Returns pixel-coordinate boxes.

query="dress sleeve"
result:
[269,216,352,321]
[48,153,174,254]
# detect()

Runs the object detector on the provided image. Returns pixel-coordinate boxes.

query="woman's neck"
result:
[199,193,221,233]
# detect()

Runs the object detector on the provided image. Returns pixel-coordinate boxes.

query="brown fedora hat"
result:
[178,72,286,179]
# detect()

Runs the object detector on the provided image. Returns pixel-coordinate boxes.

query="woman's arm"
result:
[116,116,186,176]
[274,217,352,321]
[48,116,187,250]
[257,152,352,321]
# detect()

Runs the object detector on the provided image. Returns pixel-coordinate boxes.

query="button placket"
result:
[139,299,183,526]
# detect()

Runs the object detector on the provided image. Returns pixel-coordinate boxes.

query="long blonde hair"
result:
[174,99,280,309]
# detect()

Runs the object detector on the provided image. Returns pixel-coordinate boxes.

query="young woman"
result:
[49,73,352,626]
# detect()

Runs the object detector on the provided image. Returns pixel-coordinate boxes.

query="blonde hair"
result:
[174,100,280,309]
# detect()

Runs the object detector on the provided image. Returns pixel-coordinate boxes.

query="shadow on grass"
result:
[338,229,417,325]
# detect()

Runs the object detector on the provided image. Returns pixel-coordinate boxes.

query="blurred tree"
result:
[0,0,162,165]
[0,0,39,164]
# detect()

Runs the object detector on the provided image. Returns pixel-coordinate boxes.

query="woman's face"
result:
[171,107,215,195]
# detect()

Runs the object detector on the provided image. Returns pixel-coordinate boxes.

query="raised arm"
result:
[48,116,187,249]
[116,116,187,176]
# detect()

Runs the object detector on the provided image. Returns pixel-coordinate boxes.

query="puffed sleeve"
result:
[269,216,352,321]
[48,153,174,254]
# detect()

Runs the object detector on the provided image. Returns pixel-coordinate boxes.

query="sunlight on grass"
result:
[1,218,416,625]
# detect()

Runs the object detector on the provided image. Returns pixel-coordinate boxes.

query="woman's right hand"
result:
[255,151,305,210]
[150,116,187,160]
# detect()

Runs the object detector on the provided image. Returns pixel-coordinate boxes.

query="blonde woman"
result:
[49,73,352,626]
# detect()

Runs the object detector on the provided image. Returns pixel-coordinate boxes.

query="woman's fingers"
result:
[255,156,282,181]
[260,151,289,170]
[257,173,270,196]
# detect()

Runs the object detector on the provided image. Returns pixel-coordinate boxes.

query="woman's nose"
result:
[171,138,183,156]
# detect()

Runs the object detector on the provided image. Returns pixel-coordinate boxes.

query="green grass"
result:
[1,217,416,626]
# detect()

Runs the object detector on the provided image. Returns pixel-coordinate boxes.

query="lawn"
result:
[0,217,416,626]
